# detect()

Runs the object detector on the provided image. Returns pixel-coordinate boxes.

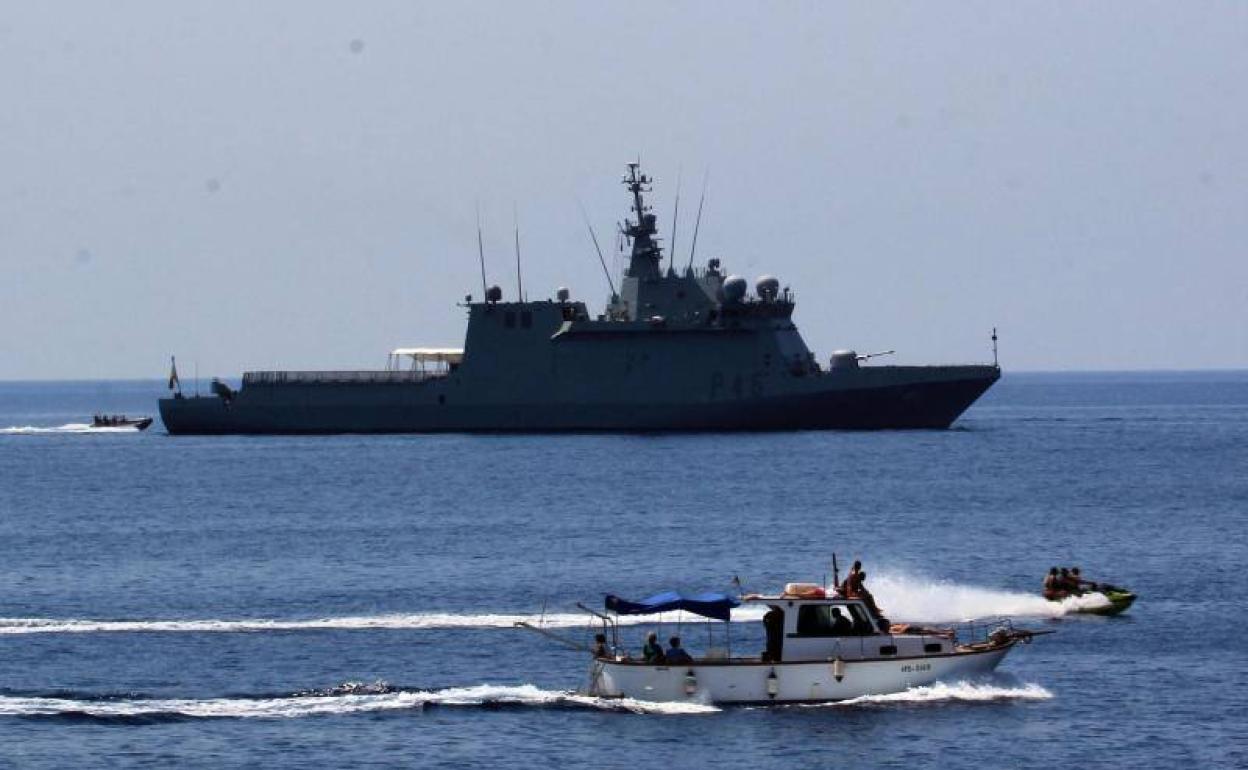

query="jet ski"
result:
[1044,584,1136,616]
[1073,586,1136,616]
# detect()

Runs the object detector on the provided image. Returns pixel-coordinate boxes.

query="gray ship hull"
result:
[158,365,998,434]
[160,163,1003,436]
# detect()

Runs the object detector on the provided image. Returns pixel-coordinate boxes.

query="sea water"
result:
[0,372,1244,767]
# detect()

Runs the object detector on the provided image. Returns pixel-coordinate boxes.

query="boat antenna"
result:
[686,169,709,271]
[513,203,524,302]
[578,201,617,297]
[992,327,999,368]
[831,553,840,593]
[476,202,488,300]
[668,169,682,275]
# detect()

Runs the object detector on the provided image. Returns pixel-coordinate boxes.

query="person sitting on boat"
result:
[1070,567,1094,592]
[1059,567,1078,594]
[666,636,693,664]
[642,631,666,664]
[1043,567,1063,600]
[829,607,853,636]
[592,633,610,659]
[841,560,863,598]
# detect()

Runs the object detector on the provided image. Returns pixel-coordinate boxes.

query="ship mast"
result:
[622,163,662,279]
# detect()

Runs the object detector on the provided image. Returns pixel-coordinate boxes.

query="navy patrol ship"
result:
[159,164,999,434]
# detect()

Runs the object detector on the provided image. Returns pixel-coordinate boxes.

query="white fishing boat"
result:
[558,584,1042,705]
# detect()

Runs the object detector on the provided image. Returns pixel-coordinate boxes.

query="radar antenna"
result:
[621,162,661,277]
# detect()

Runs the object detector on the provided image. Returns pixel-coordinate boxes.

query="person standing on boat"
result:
[642,631,666,663]
[763,606,784,662]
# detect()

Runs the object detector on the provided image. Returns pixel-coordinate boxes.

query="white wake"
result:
[0,423,139,435]
[0,610,766,635]
[831,680,1053,707]
[868,573,1112,622]
[0,570,1113,637]
[0,684,718,719]
[0,681,1051,719]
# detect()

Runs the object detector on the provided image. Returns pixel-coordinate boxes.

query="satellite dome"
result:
[756,275,780,301]
[486,285,503,303]
[556,287,570,302]
[722,275,747,304]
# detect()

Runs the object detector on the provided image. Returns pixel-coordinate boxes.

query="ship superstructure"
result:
[159,163,999,434]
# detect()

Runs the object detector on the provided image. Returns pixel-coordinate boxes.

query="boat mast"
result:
[622,162,661,279]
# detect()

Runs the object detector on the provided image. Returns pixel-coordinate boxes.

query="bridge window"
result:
[795,604,858,637]
[504,311,516,329]
[521,310,533,329]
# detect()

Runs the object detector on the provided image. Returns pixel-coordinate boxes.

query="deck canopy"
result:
[386,348,464,371]
[605,591,740,622]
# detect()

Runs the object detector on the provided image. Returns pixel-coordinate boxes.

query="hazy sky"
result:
[2,1,1244,379]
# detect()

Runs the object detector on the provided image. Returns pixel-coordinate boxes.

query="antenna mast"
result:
[476,204,488,300]
[686,170,708,271]
[992,327,999,368]
[513,205,524,302]
[668,170,681,276]
[621,162,661,278]
[579,202,617,297]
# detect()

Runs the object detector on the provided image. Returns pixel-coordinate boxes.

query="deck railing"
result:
[243,370,443,385]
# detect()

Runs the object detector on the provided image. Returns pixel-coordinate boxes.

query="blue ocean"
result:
[0,372,1244,768]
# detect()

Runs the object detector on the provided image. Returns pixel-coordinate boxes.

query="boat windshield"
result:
[794,602,874,636]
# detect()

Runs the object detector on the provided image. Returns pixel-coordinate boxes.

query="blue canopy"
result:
[605,591,740,622]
